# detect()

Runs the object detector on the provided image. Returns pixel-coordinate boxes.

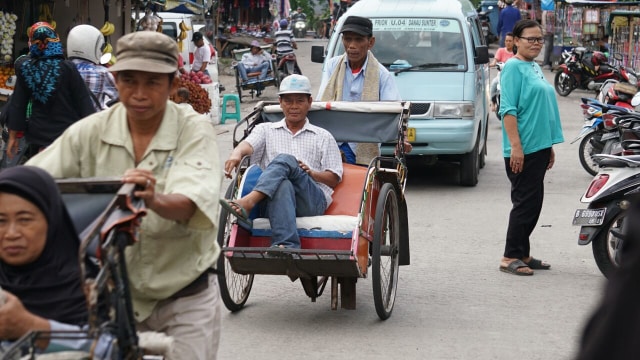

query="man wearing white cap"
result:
[27,31,222,360]
[220,74,343,251]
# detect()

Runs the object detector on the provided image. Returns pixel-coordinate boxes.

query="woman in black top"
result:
[6,22,94,160]
[0,166,87,349]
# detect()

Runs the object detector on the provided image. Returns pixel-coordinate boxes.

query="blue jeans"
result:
[237,62,269,81]
[254,154,327,248]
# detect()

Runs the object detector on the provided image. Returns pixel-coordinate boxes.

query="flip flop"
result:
[499,259,533,276]
[525,258,551,270]
[219,199,252,228]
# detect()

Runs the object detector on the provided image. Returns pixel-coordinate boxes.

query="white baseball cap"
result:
[278,74,312,95]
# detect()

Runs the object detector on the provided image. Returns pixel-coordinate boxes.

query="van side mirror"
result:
[475,45,489,65]
[311,45,325,63]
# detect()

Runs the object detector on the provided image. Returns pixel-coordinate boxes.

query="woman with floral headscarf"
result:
[6,22,95,162]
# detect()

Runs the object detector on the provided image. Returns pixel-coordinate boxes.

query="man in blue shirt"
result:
[317,16,401,164]
[67,24,118,110]
[497,0,521,48]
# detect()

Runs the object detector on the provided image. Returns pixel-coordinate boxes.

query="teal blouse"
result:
[498,58,564,157]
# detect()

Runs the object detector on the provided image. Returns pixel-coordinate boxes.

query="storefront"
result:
[608,9,640,69]
[551,0,640,67]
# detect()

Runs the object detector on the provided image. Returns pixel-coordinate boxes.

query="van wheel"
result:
[460,137,479,187]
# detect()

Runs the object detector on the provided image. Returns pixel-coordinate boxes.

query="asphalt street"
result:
[212,39,606,360]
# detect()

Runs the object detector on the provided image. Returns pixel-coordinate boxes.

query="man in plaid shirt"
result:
[67,24,118,111]
[220,74,343,250]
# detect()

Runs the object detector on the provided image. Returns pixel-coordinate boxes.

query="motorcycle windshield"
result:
[334,18,467,72]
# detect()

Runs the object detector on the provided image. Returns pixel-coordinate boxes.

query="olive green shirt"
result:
[27,101,222,321]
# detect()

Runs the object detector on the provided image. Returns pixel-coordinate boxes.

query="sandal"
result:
[525,257,550,270]
[499,259,533,276]
[219,199,252,228]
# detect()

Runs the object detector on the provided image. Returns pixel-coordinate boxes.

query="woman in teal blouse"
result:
[498,19,564,276]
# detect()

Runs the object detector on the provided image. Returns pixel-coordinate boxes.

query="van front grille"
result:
[409,102,430,116]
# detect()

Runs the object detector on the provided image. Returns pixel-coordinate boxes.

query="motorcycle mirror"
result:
[632,92,640,107]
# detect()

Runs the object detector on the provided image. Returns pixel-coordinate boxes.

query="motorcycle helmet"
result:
[591,51,608,67]
[280,19,289,28]
[67,24,105,65]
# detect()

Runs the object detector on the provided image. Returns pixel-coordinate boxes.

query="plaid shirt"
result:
[245,118,343,205]
[71,59,118,110]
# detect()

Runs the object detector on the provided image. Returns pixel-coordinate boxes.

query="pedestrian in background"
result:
[67,24,119,111]
[498,19,564,276]
[489,32,515,113]
[192,31,211,75]
[497,0,521,48]
[6,22,94,161]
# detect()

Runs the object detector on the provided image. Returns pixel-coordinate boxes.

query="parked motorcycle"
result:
[571,97,631,176]
[276,52,302,83]
[554,48,634,97]
[598,79,637,110]
[574,151,640,277]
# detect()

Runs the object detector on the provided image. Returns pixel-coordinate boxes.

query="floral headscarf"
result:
[20,22,64,104]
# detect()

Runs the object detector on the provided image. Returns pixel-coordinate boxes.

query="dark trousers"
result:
[503,148,551,259]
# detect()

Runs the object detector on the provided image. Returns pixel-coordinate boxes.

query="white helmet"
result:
[67,24,105,64]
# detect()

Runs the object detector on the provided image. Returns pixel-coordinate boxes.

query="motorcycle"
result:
[571,97,631,176]
[292,18,307,38]
[554,48,634,97]
[492,62,504,120]
[276,52,302,82]
[478,8,497,44]
[574,151,640,277]
[598,79,637,110]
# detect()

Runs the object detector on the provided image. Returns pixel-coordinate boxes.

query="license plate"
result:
[572,208,606,226]
[407,128,415,142]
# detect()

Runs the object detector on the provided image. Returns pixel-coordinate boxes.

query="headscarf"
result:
[0,166,87,327]
[20,22,64,104]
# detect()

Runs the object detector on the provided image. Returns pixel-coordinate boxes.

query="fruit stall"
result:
[0,10,18,103]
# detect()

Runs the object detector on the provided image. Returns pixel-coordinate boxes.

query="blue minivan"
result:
[311,0,490,186]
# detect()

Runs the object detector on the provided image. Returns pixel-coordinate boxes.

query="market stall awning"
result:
[165,3,197,14]
[164,0,204,14]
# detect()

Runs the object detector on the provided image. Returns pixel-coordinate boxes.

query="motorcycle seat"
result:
[598,155,640,168]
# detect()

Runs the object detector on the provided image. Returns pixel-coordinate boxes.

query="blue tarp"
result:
[164,4,197,14]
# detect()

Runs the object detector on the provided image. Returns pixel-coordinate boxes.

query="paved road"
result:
[212,40,605,360]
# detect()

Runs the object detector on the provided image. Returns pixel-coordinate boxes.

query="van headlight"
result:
[433,102,475,119]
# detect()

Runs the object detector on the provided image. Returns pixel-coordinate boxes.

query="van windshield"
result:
[335,18,466,72]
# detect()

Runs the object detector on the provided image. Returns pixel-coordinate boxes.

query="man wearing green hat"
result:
[27,31,222,360]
